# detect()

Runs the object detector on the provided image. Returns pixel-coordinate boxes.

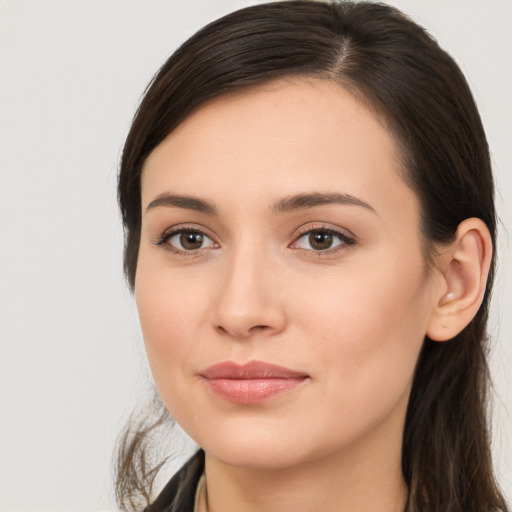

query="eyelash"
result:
[154,224,356,255]
[290,225,356,254]
[154,225,217,255]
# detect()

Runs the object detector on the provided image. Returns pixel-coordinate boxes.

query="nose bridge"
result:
[212,239,285,338]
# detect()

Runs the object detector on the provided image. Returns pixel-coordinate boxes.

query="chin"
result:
[175,415,298,468]
[205,437,310,469]
[186,418,338,470]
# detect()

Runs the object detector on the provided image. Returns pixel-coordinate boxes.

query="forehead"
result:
[141,78,416,221]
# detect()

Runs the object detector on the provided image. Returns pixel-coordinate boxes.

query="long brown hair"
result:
[115,1,508,510]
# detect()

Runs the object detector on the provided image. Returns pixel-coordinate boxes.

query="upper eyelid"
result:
[159,223,215,238]
[291,222,356,241]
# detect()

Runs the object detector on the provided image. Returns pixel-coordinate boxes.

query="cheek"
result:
[294,256,429,415]
[134,262,210,394]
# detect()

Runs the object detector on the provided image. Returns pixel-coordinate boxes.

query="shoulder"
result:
[145,450,205,512]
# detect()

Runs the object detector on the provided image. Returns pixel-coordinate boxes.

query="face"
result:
[136,79,439,470]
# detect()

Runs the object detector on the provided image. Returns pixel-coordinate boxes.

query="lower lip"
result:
[203,377,307,404]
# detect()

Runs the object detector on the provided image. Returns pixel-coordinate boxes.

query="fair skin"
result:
[136,78,491,512]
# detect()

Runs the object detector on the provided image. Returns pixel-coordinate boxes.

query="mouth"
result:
[199,360,310,404]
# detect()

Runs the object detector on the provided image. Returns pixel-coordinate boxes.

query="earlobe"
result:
[427,218,492,342]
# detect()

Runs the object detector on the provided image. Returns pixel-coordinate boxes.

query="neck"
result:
[203,413,408,512]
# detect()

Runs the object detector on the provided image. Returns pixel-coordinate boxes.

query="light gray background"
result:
[0,1,510,510]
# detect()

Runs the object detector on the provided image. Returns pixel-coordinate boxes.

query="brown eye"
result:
[166,230,215,251]
[309,231,333,250]
[180,231,205,250]
[294,228,353,252]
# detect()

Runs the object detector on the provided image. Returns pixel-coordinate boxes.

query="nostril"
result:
[214,323,272,338]
[250,325,270,332]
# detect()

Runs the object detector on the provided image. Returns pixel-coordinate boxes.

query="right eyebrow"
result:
[145,192,217,215]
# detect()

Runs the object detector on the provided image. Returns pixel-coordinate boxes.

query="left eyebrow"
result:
[271,192,377,215]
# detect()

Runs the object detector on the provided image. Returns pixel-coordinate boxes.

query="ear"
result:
[427,218,492,342]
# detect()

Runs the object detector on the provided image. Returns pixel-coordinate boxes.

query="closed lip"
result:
[200,360,309,379]
[199,360,310,404]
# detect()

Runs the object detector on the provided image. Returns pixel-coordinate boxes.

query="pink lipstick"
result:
[200,361,309,404]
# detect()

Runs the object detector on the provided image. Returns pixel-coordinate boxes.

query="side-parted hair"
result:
[116,2,508,511]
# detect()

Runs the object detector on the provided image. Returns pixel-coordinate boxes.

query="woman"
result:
[115,1,509,511]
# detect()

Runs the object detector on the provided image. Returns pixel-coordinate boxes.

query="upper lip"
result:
[200,360,309,379]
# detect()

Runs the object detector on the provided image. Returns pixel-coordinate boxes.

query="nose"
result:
[211,248,287,340]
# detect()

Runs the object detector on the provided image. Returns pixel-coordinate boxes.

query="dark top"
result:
[145,450,205,512]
